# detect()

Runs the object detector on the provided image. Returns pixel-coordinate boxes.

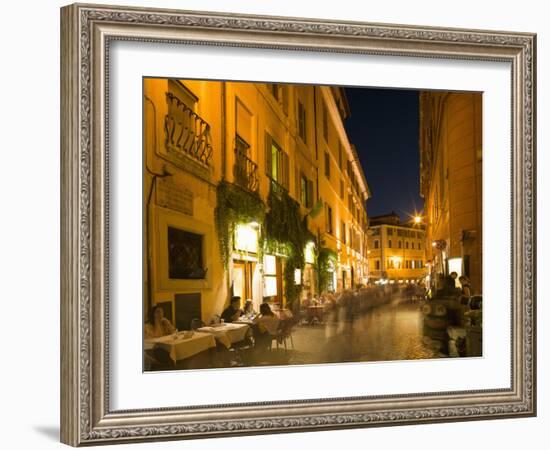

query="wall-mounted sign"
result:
[156,178,193,216]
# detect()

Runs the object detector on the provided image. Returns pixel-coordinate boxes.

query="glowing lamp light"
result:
[414,215,422,224]
[234,223,258,253]
[305,241,315,264]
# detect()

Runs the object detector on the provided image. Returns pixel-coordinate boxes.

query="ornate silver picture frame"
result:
[60,3,536,446]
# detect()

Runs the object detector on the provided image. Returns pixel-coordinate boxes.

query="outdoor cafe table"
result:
[145,331,216,364]
[307,305,326,322]
[197,323,250,348]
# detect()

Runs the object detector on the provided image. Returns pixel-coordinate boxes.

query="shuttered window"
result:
[300,173,313,208]
[265,132,289,189]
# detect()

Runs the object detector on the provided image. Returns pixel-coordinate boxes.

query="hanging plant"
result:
[264,181,314,307]
[214,180,265,268]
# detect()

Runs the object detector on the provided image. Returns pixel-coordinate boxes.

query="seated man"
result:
[221,296,243,323]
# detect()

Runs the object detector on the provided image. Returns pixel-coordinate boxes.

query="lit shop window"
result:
[263,255,277,297]
[305,242,315,264]
[234,223,259,253]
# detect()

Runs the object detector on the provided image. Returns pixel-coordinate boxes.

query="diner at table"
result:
[221,295,243,323]
[252,303,280,352]
[144,304,176,339]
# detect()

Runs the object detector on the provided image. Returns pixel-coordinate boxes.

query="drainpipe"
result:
[221,82,227,180]
[313,86,320,203]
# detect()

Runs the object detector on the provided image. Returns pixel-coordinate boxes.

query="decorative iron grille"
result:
[164,92,212,166]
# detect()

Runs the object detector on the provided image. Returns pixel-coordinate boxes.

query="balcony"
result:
[233,147,259,193]
[164,92,212,166]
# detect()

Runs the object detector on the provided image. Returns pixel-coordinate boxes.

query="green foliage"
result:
[215,180,314,309]
[315,246,338,294]
[264,182,314,307]
[214,180,265,268]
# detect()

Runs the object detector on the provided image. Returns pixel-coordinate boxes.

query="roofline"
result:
[368,223,425,232]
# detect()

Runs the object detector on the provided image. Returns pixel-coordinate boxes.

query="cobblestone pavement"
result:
[246,298,442,367]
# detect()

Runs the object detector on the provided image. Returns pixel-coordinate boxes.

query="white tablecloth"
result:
[197,323,250,348]
[145,331,216,363]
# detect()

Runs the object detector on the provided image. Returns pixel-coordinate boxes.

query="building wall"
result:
[368,224,427,282]
[143,78,371,327]
[420,92,483,294]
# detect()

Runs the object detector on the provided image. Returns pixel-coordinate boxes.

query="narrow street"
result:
[244,294,441,368]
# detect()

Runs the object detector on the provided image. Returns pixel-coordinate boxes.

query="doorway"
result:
[232,260,255,306]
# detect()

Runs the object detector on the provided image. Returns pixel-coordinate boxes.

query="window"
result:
[297,100,307,143]
[167,227,204,279]
[418,242,422,250]
[341,221,346,244]
[265,133,289,188]
[405,241,409,249]
[338,142,343,169]
[398,241,402,249]
[324,152,331,179]
[322,104,328,142]
[340,179,345,199]
[326,205,333,234]
[387,228,393,236]
[168,79,197,111]
[388,239,392,248]
[374,240,379,249]
[375,260,380,270]
[300,174,313,208]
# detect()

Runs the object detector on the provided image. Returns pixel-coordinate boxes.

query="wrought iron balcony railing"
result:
[233,147,259,193]
[164,92,212,166]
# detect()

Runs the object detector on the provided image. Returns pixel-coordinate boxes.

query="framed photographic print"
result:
[60,3,536,446]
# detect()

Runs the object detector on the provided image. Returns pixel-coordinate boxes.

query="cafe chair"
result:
[270,320,295,353]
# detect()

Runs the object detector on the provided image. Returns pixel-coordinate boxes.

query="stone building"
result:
[143,79,370,328]
[419,91,482,294]
[367,213,427,284]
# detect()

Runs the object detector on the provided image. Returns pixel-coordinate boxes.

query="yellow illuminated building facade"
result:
[419,91,482,294]
[143,78,370,328]
[367,214,427,283]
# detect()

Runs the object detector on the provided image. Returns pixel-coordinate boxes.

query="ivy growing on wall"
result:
[214,180,265,268]
[315,246,338,294]
[215,179,316,308]
[264,182,314,308]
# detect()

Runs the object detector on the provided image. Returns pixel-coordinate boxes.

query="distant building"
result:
[367,213,427,284]
[419,91,482,294]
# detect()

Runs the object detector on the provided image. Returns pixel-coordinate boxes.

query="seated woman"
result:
[144,305,176,338]
[144,305,176,369]
[252,303,280,351]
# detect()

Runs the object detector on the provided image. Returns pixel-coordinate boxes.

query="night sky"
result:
[344,88,423,221]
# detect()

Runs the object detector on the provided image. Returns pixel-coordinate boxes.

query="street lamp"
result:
[414,215,422,224]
